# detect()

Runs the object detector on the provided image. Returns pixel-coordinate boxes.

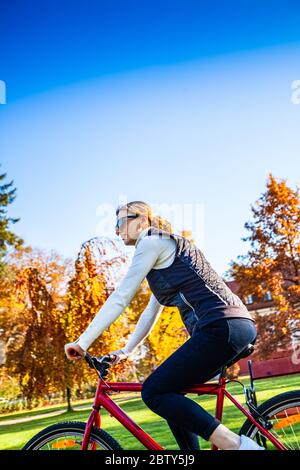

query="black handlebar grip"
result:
[69,348,80,357]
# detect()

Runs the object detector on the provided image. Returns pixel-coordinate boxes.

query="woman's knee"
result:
[141,377,160,410]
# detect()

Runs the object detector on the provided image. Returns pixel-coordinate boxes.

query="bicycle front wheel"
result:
[239,390,300,450]
[22,421,123,450]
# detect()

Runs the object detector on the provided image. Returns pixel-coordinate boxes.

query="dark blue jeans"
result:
[141,317,257,450]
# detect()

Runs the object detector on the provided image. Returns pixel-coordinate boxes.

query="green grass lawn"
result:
[0,374,299,450]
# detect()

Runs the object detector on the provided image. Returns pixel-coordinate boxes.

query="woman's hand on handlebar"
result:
[64,342,86,361]
[108,349,129,365]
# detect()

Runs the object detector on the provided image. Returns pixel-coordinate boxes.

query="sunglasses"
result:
[115,214,140,230]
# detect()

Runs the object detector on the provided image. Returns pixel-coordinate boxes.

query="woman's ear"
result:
[136,217,144,232]
[134,223,142,236]
[141,215,148,227]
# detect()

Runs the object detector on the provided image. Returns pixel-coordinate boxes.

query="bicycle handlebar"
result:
[68,348,116,379]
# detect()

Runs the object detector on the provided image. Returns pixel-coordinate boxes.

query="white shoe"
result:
[238,435,265,450]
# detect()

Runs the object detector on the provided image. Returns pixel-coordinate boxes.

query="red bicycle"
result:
[23,345,300,450]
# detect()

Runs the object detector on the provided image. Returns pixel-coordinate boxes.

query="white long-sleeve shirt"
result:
[76,227,177,353]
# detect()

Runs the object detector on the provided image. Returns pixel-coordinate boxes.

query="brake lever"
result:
[84,352,115,380]
[83,351,96,369]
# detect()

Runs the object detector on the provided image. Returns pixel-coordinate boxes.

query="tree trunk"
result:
[66,386,73,412]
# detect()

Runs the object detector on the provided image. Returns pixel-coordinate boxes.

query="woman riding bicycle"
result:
[65,200,263,450]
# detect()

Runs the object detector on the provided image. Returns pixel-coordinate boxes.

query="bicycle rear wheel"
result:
[22,421,123,450]
[239,390,300,450]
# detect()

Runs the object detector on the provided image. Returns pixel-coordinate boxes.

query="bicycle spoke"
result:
[265,406,300,449]
[273,411,292,449]
[267,427,294,450]
[285,408,300,450]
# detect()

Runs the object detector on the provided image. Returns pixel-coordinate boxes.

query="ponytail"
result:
[151,215,173,233]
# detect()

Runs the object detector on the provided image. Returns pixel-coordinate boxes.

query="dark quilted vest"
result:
[144,227,253,336]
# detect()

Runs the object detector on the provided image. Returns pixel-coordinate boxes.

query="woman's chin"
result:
[122,238,135,246]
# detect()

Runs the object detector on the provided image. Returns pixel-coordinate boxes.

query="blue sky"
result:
[1,1,300,277]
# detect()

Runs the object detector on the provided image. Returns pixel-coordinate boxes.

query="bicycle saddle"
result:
[225,343,255,369]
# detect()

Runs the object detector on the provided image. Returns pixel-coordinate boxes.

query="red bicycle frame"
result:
[81,376,287,450]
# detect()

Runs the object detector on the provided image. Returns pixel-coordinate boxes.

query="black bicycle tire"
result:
[22,420,123,450]
[238,390,300,448]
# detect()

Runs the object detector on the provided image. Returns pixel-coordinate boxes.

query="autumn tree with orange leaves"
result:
[1,246,73,408]
[227,174,300,359]
[12,267,66,408]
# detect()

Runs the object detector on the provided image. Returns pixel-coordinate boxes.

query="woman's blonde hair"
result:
[116,200,173,233]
